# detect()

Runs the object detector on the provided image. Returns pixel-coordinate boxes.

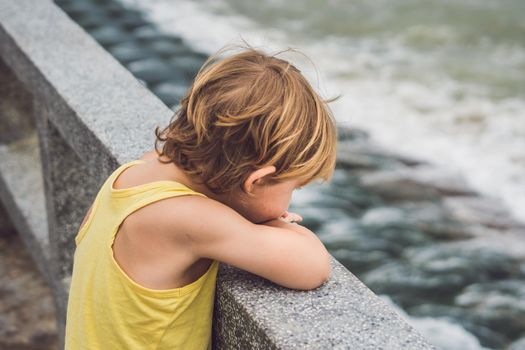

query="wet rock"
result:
[319,218,401,253]
[359,165,478,201]
[367,225,430,247]
[454,231,525,261]
[287,205,347,233]
[132,25,162,40]
[336,151,383,170]
[455,280,525,309]
[108,41,153,64]
[90,25,132,47]
[400,201,480,240]
[408,304,509,349]
[360,206,433,246]
[364,262,469,302]
[360,202,478,241]
[146,38,189,57]
[59,1,104,18]
[337,126,371,142]
[364,244,521,307]
[407,317,486,350]
[442,196,525,230]
[127,58,187,85]
[73,12,109,30]
[317,218,401,273]
[361,206,406,226]
[337,141,407,170]
[113,12,150,31]
[408,304,472,321]
[331,248,390,274]
[327,167,373,191]
[102,2,128,18]
[323,180,383,211]
[415,221,481,240]
[454,280,525,339]
[399,201,449,222]
[381,295,494,350]
[151,81,188,108]
[316,217,361,246]
[292,185,356,211]
[460,323,508,350]
[338,139,429,168]
[405,244,523,282]
[169,54,209,80]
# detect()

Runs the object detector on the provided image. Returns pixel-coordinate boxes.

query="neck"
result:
[155,154,235,207]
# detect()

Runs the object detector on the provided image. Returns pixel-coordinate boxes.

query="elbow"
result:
[300,250,333,291]
[316,250,333,287]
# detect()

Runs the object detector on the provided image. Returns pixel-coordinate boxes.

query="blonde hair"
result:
[154,42,340,196]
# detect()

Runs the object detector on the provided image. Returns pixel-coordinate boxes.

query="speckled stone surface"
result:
[0,1,436,349]
[213,256,436,349]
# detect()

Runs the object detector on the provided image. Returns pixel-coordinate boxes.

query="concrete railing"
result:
[0,1,436,349]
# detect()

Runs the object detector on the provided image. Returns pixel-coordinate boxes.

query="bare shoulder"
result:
[139,150,159,161]
[144,194,332,290]
[142,194,252,254]
[138,194,219,244]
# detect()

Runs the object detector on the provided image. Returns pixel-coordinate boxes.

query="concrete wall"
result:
[0,1,436,349]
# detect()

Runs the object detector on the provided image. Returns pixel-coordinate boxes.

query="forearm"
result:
[260,218,332,281]
[259,219,328,254]
[258,218,311,235]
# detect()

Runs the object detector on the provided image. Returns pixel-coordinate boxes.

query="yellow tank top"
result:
[64,159,219,350]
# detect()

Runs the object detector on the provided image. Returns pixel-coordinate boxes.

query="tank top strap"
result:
[113,187,207,234]
[109,159,208,199]
[107,158,209,236]
[75,159,207,247]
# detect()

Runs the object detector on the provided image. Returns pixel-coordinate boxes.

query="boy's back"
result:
[65,157,220,350]
[65,45,338,349]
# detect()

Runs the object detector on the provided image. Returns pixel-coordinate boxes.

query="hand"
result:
[279,211,303,224]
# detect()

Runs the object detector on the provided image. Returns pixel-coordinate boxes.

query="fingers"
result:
[279,211,303,223]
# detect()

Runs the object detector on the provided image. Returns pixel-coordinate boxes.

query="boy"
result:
[65,44,338,349]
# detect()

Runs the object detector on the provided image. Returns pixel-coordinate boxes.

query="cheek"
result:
[248,184,295,222]
[247,199,287,223]
[263,191,292,217]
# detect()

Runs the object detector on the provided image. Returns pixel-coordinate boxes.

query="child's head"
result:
[154,43,339,223]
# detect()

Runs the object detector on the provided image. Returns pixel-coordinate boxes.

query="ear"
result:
[243,166,276,194]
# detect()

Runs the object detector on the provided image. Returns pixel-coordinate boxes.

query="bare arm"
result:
[168,196,332,290]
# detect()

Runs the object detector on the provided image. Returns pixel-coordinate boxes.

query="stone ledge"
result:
[214,257,435,349]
